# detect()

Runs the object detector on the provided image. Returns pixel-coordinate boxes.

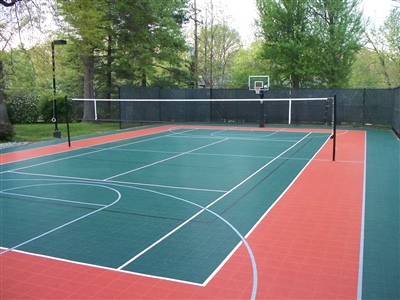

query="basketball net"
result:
[255,86,261,95]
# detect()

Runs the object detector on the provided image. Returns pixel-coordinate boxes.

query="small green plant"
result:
[0,122,15,141]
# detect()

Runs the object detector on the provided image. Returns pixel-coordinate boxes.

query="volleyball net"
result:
[70,97,335,127]
[69,96,337,160]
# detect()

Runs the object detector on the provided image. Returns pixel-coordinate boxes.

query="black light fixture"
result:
[51,39,67,138]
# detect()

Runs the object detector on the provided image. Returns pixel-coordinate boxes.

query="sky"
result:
[194,0,398,45]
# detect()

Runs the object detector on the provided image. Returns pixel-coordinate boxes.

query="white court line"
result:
[210,128,284,138]
[200,132,332,287]
[0,183,121,255]
[260,128,285,137]
[0,247,204,287]
[169,134,298,142]
[210,127,238,136]
[167,127,331,141]
[0,191,106,208]
[3,131,316,293]
[0,129,196,175]
[117,132,312,270]
[0,135,165,174]
[8,170,228,193]
[104,138,229,181]
[357,131,367,300]
[168,127,202,135]
[111,181,259,299]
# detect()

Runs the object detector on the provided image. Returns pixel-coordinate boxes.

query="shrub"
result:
[0,122,15,140]
[6,93,40,124]
[39,96,73,123]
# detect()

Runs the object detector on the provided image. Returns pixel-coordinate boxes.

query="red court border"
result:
[0,126,365,299]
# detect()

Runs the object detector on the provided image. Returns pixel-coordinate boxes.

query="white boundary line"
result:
[202,133,330,285]
[0,183,121,255]
[117,133,312,270]
[104,138,229,181]
[0,247,203,286]
[0,190,106,208]
[357,131,367,299]
[8,170,228,193]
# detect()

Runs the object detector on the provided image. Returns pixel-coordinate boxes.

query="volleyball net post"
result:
[332,94,337,161]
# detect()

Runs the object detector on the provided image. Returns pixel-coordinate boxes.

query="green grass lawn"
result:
[12,122,122,142]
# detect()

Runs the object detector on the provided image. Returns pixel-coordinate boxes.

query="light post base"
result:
[53,130,61,138]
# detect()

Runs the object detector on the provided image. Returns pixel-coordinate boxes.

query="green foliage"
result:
[349,48,399,88]
[229,42,268,88]
[111,0,190,87]
[309,0,365,88]
[0,122,15,140]
[365,8,400,88]
[55,0,190,97]
[5,93,39,124]
[198,23,242,88]
[256,0,316,88]
[384,9,400,63]
[1,45,59,123]
[256,0,365,88]
[39,96,72,123]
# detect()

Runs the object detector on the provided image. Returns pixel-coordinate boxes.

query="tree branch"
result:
[0,0,19,7]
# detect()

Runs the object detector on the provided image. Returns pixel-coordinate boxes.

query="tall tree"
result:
[309,0,365,87]
[256,0,315,88]
[348,49,387,88]
[0,0,46,124]
[196,0,241,88]
[365,8,400,88]
[228,41,269,88]
[56,0,189,97]
[112,0,189,88]
[198,24,241,88]
[256,0,364,88]
[55,0,111,121]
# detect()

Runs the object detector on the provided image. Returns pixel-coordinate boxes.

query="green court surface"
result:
[1,125,399,300]
[0,128,331,284]
[362,129,399,300]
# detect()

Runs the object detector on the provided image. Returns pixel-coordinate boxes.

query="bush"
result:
[6,94,40,124]
[0,122,15,140]
[39,96,72,123]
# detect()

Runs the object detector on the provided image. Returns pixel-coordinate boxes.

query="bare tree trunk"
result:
[106,35,112,98]
[0,59,11,124]
[82,53,95,121]
[105,35,112,118]
[0,60,10,123]
[141,71,147,87]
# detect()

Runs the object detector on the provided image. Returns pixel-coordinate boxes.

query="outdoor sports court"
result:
[0,124,398,299]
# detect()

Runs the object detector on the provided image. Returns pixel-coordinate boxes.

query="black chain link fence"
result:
[73,87,399,135]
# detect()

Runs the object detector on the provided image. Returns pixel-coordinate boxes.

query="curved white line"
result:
[0,182,121,255]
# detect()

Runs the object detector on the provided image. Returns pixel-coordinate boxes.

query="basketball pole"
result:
[65,95,71,147]
[259,91,265,127]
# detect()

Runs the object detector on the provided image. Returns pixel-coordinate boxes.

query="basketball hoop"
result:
[255,86,261,95]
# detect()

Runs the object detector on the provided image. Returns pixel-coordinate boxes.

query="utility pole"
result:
[51,39,67,138]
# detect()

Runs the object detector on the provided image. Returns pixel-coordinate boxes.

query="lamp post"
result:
[52,39,67,138]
